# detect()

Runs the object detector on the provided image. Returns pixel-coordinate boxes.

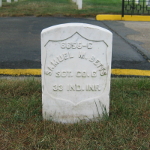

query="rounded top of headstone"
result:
[41,23,112,43]
[42,23,112,34]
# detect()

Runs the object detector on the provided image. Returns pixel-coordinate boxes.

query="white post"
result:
[0,0,2,7]
[77,0,82,9]
[7,0,11,3]
[135,0,139,4]
[146,0,150,6]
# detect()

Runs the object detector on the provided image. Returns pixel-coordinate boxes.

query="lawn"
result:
[0,0,122,17]
[0,77,150,149]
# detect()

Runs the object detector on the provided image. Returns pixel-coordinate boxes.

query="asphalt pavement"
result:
[0,17,150,71]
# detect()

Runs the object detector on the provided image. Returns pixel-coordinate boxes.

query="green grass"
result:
[0,77,150,149]
[0,0,122,17]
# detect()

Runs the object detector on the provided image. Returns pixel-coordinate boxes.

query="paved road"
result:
[0,17,150,70]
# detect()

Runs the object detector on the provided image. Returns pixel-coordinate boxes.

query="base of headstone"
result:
[42,94,110,123]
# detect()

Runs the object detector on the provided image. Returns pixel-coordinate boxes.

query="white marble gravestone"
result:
[41,23,112,123]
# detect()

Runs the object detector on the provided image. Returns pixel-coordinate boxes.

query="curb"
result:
[0,69,150,77]
[111,69,150,76]
[96,15,150,21]
[0,69,41,76]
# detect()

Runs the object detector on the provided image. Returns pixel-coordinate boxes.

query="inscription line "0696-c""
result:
[61,42,93,49]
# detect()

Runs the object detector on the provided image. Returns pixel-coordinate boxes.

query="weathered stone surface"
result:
[41,23,112,123]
